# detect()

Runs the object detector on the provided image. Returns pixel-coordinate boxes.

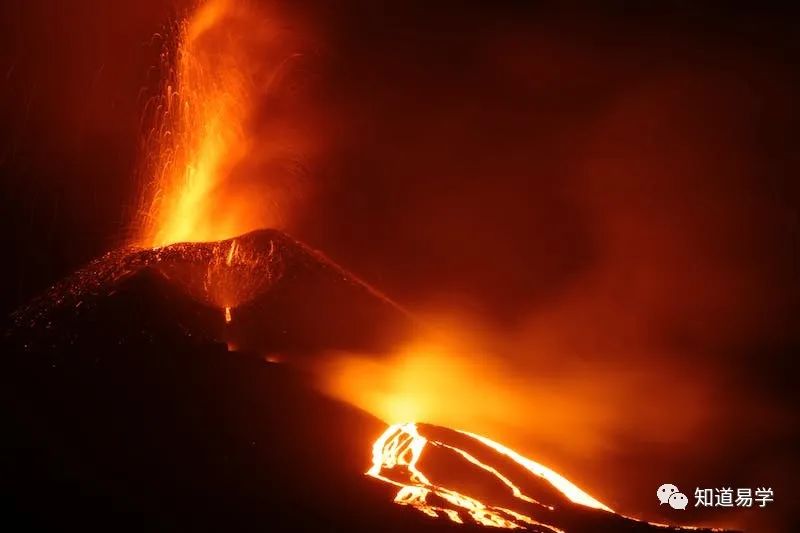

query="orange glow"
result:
[316,322,722,528]
[134,0,306,248]
[119,4,732,531]
[136,0,249,247]
[318,319,716,457]
[319,341,619,456]
[368,423,721,531]
[458,429,609,511]
[149,232,285,310]
[368,422,593,531]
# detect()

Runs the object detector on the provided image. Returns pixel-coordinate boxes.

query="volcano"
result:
[10,229,415,357]
[3,230,734,532]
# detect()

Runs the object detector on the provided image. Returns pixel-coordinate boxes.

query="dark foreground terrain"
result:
[2,230,733,532]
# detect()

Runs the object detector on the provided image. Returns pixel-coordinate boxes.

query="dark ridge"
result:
[9,229,416,357]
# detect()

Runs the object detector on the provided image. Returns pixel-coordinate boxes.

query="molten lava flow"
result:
[367,423,723,531]
[368,422,612,531]
[368,423,526,529]
[460,430,610,512]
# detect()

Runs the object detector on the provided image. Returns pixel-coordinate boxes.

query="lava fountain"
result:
[134,0,308,248]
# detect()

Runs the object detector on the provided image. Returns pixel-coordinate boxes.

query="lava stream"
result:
[367,423,727,532]
[367,422,601,531]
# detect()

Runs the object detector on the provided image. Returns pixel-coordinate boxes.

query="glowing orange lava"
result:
[133,0,309,248]
[460,429,610,512]
[368,422,610,531]
[135,0,249,247]
[367,423,723,531]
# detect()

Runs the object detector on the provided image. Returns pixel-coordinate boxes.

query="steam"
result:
[316,312,718,458]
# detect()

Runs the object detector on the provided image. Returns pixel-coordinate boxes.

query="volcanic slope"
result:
[10,228,414,357]
[4,229,734,532]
